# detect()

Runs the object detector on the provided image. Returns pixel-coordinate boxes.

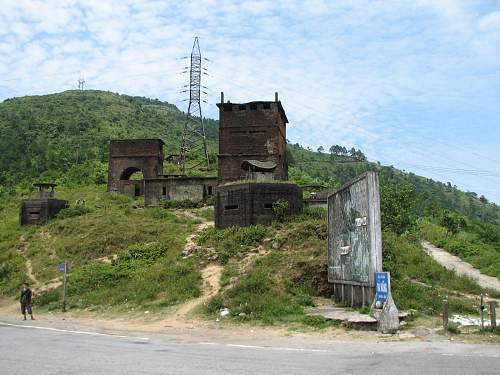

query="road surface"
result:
[421,240,500,292]
[1,319,499,374]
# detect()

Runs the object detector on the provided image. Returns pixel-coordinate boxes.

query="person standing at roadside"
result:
[20,283,35,320]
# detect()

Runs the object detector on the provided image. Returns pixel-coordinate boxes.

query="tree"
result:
[317,146,324,153]
[380,183,416,234]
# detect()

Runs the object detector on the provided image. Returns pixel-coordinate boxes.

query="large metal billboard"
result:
[327,171,382,306]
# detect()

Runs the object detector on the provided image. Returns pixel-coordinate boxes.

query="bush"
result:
[160,199,207,209]
[56,204,91,219]
[272,199,289,222]
[447,322,461,334]
[380,183,416,234]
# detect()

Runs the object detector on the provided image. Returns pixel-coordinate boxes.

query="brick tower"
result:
[216,92,288,184]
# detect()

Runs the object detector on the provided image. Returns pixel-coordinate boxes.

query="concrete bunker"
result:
[215,182,302,228]
[20,183,69,226]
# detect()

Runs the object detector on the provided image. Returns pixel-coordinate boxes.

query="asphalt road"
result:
[1,321,499,375]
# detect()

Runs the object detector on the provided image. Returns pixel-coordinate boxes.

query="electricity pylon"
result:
[179,37,210,173]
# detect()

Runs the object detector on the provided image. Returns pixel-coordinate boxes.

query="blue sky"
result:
[1,0,499,202]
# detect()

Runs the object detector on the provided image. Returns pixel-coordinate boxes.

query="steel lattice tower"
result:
[179,37,210,172]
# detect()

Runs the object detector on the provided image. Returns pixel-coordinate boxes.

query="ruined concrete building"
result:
[215,93,302,228]
[216,92,288,185]
[107,139,216,204]
[20,183,69,225]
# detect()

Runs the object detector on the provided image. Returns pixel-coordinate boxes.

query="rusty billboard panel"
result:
[327,171,382,306]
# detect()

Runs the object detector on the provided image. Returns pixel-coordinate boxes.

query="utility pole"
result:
[179,37,210,173]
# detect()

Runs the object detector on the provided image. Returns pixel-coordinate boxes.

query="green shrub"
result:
[160,199,206,209]
[447,322,461,334]
[380,183,416,234]
[272,199,290,222]
[56,205,91,219]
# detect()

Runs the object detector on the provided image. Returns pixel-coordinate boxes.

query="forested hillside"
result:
[1,89,499,226]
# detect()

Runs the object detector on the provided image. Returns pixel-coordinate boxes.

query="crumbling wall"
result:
[144,177,217,206]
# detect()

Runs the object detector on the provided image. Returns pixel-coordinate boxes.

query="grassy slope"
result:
[0,186,202,311]
[420,220,500,279]
[196,208,494,326]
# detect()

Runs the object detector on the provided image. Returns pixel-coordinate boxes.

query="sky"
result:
[1,0,500,202]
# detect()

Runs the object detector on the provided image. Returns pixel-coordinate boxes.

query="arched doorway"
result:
[119,167,145,197]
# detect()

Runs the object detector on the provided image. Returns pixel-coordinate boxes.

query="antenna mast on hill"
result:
[179,37,210,173]
[78,72,85,90]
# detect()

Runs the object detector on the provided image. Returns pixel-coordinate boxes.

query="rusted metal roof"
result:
[241,159,277,171]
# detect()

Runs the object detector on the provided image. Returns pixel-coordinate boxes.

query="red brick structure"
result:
[216,93,288,184]
[107,139,164,195]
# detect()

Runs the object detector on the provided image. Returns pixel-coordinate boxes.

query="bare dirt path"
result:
[173,264,223,319]
[421,240,500,292]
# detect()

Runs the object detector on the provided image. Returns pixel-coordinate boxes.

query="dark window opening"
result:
[249,130,265,134]
[264,203,273,209]
[134,184,140,197]
[250,103,257,110]
[162,187,167,196]
[208,186,213,195]
[225,204,239,210]
[263,102,270,109]
[239,104,246,110]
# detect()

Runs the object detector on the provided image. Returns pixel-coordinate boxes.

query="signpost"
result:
[375,272,389,303]
[59,262,68,312]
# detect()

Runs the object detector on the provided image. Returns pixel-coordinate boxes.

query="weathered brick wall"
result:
[217,101,288,184]
[107,139,164,192]
[215,182,302,228]
[144,177,217,206]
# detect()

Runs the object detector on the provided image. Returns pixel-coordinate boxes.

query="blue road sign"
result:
[375,272,389,302]
[58,263,66,273]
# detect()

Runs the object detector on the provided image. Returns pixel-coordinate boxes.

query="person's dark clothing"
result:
[20,288,32,304]
[20,288,33,315]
